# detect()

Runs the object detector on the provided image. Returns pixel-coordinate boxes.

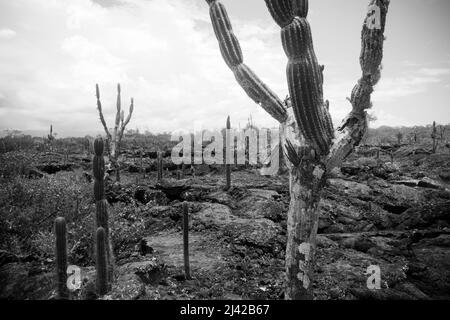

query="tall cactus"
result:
[54,217,68,299]
[95,227,108,296]
[225,115,231,190]
[205,0,390,299]
[93,137,113,289]
[183,202,191,280]
[95,83,134,182]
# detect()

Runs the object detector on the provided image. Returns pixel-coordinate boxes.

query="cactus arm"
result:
[265,0,334,155]
[111,83,122,158]
[205,0,288,123]
[95,84,112,142]
[118,98,134,142]
[326,0,390,171]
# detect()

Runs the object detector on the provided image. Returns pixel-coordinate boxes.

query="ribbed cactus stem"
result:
[271,0,334,154]
[96,227,108,296]
[54,217,68,299]
[183,202,191,280]
[93,137,113,288]
[206,0,287,123]
[225,115,231,190]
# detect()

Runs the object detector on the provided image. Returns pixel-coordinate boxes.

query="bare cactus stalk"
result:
[140,148,145,179]
[183,202,191,280]
[431,121,438,153]
[439,125,446,143]
[225,115,231,190]
[205,0,390,299]
[157,151,163,181]
[55,217,68,299]
[48,125,55,153]
[95,83,134,182]
[96,227,108,296]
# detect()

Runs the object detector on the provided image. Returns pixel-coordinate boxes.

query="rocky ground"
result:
[1,147,449,300]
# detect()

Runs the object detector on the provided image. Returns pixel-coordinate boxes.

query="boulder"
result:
[134,187,168,205]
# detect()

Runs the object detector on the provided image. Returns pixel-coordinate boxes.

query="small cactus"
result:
[96,227,108,296]
[183,202,191,280]
[225,115,231,190]
[55,217,68,299]
[157,151,163,181]
[140,148,145,179]
[431,121,438,153]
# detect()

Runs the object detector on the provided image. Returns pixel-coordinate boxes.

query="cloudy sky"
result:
[0,0,449,137]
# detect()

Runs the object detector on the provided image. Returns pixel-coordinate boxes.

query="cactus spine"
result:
[93,137,113,291]
[183,202,191,280]
[55,217,68,299]
[95,83,134,182]
[96,227,108,296]
[205,0,390,299]
[225,115,231,190]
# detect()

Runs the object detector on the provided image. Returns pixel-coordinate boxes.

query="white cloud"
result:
[0,28,16,39]
[0,0,449,135]
[374,67,450,101]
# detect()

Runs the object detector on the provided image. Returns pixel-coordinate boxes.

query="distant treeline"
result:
[1,123,449,154]
[364,124,449,145]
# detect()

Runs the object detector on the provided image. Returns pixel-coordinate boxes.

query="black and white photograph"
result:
[0,0,449,309]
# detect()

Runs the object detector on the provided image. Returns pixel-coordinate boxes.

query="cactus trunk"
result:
[54,217,68,299]
[183,202,191,280]
[284,159,326,299]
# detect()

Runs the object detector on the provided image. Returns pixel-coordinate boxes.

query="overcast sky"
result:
[0,0,449,137]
